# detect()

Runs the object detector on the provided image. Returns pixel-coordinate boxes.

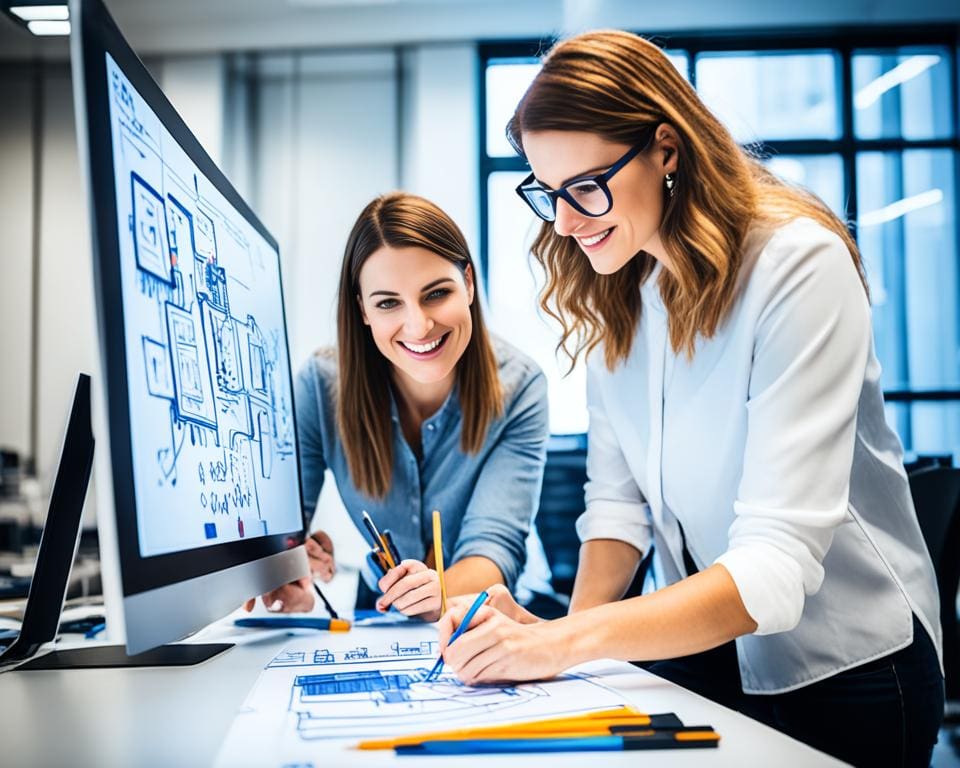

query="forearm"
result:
[444,556,505,596]
[569,539,642,613]
[558,564,758,667]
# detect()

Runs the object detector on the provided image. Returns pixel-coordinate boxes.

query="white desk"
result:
[0,617,845,768]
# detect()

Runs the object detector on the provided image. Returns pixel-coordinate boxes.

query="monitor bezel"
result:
[75,0,306,598]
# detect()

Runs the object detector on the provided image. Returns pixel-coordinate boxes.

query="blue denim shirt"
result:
[294,336,549,589]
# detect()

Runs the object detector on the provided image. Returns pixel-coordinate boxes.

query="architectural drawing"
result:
[214,626,636,767]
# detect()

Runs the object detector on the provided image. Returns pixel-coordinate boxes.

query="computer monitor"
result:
[70,0,308,658]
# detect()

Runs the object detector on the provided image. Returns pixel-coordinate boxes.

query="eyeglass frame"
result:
[513,127,658,222]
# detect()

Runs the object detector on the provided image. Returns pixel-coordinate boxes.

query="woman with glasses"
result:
[246,192,548,621]
[438,30,943,766]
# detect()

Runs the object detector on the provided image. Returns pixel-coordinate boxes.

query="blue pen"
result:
[425,589,489,682]
[235,616,351,632]
[395,732,720,755]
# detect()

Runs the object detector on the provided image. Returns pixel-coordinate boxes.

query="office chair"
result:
[907,466,960,704]
[533,439,652,616]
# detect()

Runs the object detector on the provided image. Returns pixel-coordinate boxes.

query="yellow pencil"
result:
[432,510,447,616]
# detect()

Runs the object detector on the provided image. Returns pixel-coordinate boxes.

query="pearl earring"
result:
[664,173,676,198]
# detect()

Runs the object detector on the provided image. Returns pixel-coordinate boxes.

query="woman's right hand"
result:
[305,530,335,582]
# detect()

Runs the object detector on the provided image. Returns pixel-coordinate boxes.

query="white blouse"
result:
[577,217,942,693]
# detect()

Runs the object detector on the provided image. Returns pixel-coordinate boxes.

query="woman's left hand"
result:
[376,560,442,621]
[437,603,567,685]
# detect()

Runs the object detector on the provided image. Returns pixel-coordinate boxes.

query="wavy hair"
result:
[336,192,503,498]
[508,30,867,368]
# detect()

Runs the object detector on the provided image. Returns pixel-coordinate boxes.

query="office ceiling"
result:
[1,0,958,60]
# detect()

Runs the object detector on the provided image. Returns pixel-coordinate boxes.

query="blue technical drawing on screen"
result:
[105,53,302,557]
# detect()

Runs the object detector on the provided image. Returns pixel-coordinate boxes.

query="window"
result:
[480,29,960,456]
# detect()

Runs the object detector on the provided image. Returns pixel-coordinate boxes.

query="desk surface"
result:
[0,616,845,768]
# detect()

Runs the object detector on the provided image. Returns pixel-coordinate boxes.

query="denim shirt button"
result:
[426,423,435,431]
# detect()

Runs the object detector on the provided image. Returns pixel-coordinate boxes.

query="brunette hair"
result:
[336,192,503,498]
[508,30,867,367]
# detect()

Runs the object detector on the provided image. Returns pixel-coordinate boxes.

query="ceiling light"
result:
[9,4,68,21]
[26,19,70,35]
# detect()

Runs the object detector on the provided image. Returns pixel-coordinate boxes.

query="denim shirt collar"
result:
[387,380,461,442]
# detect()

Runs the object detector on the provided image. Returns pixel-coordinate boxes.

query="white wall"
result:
[400,44,480,263]
[34,66,98,504]
[0,68,35,461]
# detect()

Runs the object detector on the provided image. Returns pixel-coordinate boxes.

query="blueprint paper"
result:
[215,625,633,767]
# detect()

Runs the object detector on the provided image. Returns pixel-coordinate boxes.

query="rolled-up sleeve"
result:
[452,370,550,590]
[715,226,870,635]
[576,362,653,556]
[294,361,328,521]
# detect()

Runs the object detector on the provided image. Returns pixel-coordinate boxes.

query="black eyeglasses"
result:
[514,130,656,222]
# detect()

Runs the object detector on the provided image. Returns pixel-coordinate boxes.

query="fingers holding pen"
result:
[376,560,441,620]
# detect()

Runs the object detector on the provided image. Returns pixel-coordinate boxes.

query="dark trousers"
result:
[641,614,944,767]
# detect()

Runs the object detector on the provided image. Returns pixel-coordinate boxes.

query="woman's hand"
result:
[376,560,442,621]
[242,575,315,613]
[436,602,567,685]
[305,530,335,582]
[445,584,542,625]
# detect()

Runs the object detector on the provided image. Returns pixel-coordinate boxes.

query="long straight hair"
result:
[336,192,503,499]
[508,30,868,368]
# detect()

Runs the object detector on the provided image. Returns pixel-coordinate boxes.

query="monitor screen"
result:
[73,0,307,640]
[103,54,301,558]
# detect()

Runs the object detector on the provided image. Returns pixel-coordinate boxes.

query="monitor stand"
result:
[15,642,232,669]
[1,374,233,671]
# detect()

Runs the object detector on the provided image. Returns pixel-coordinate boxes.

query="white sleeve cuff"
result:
[715,543,807,635]
[575,500,652,556]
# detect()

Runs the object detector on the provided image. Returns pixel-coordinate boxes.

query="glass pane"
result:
[765,154,846,218]
[853,47,953,140]
[695,51,840,143]
[665,50,689,81]
[485,50,688,159]
[857,149,959,397]
[486,61,541,158]
[885,401,960,458]
[486,171,588,434]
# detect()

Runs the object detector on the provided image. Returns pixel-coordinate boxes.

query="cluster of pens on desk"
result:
[354,705,721,755]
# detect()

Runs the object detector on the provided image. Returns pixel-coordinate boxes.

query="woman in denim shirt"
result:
[257,192,548,620]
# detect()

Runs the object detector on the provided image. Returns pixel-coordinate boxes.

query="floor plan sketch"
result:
[215,626,634,767]
[106,53,302,556]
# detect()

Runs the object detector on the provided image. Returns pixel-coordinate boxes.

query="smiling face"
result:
[358,245,474,395]
[521,128,677,275]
